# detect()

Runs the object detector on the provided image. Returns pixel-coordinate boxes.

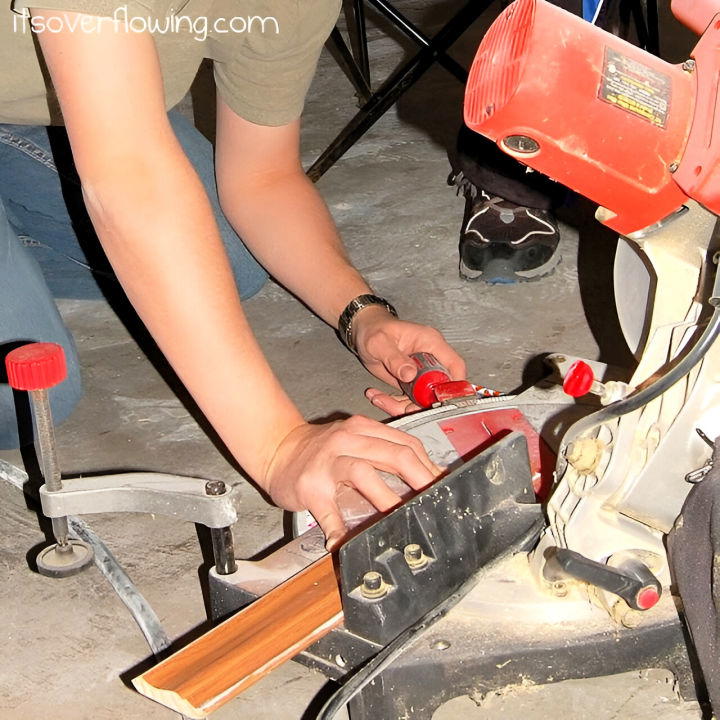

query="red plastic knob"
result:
[636,587,660,610]
[563,360,595,398]
[5,343,67,391]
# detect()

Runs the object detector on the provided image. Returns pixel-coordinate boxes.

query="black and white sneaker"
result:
[450,172,561,284]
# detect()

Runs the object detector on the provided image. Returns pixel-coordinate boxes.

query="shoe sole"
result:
[459,251,562,284]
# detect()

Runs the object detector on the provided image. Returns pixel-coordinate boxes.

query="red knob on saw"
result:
[399,352,452,408]
[5,342,67,391]
[636,587,661,611]
[563,360,595,398]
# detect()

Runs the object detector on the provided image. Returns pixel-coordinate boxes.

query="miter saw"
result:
[199,0,720,717]
[7,0,720,718]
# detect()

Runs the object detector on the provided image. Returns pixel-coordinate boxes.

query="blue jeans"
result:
[0,110,267,449]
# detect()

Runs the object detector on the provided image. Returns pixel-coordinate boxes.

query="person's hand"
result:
[365,388,421,417]
[352,306,466,415]
[262,415,442,549]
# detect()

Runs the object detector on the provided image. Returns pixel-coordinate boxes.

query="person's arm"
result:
[214,100,467,395]
[35,10,439,547]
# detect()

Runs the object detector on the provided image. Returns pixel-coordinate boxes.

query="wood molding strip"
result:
[133,555,343,718]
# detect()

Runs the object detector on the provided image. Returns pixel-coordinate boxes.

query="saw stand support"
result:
[5,342,239,579]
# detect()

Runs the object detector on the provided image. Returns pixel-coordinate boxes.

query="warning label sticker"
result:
[599,47,670,128]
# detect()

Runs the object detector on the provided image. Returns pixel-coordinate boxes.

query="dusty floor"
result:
[0,2,708,719]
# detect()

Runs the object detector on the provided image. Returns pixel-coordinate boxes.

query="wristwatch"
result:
[338,294,398,354]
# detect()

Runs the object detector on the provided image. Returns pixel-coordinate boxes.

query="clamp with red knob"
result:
[562,360,600,398]
[5,342,93,577]
[5,342,68,392]
[548,354,632,405]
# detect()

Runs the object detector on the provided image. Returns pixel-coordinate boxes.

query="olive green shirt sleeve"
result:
[211,0,341,127]
[2,0,338,126]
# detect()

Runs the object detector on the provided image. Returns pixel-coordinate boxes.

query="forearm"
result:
[83,154,303,485]
[220,168,372,326]
[31,15,446,547]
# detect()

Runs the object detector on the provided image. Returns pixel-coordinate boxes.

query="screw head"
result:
[612,602,644,628]
[431,639,451,651]
[486,456,505,485]
[404,543,428,570]
[361,571,388,599]
[668,162,679,173]
[205,480,227,496]
[363,571,381,590]
[503,135,540,154]
[682,58,696,72]
[565,437,603,475]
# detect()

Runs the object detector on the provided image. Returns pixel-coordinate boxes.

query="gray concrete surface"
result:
[0,2,707,719]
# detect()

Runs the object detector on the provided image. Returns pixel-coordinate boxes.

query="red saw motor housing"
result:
[464,0,720,235]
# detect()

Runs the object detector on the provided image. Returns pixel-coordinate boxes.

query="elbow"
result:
[79,153,194,238]
[77,154,152,215]
[217,162,306,217]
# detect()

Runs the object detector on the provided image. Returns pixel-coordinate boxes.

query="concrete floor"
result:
[0,2,708,719]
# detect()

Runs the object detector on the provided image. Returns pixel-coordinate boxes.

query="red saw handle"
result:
[400,353,476,408]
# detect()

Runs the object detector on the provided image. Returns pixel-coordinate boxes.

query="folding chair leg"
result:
[353,0,371,85]
[369,0,469,82]
[328,26,372,103]
[308,0,490,182]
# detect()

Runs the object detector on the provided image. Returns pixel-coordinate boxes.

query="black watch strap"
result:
[338,294,398,354]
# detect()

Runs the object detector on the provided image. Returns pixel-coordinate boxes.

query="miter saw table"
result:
[208,388,698,720]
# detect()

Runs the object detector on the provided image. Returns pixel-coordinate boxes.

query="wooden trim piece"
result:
[133,555,343,718]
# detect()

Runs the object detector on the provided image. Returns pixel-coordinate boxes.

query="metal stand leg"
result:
[368,0,468,82]
[644,0,660,56]
[328,27,372,103]
[308,1,491,182]
[353,0,371,87]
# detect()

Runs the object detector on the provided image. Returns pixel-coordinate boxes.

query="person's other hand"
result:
[364,388,421,417]
[353,306,466,414]
[262,415,441,549]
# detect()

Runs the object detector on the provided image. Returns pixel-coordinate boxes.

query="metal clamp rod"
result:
[210,526,237,575]
[30,388,69,547]
[206,480,237,575]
